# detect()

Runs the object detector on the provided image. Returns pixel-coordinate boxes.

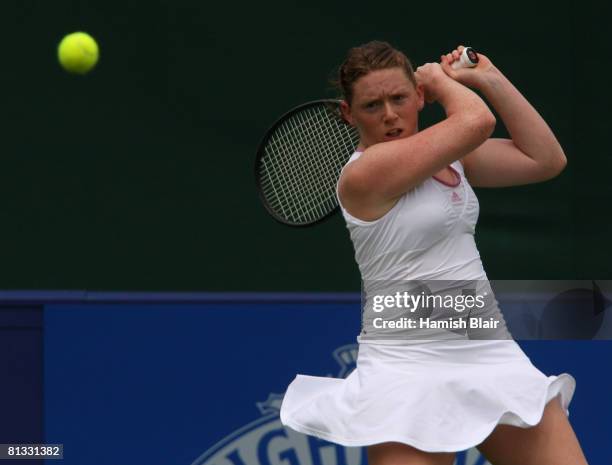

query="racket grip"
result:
[450,47,479,70]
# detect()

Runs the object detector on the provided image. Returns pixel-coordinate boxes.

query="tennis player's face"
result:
[342,67,423,148]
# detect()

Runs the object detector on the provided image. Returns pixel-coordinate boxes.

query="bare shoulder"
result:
[338,160,400,222]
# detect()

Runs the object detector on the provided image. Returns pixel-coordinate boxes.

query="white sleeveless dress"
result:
[280,153,575,451]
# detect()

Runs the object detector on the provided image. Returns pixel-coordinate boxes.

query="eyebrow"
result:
[360,89,411,104]
[362,97,381,106]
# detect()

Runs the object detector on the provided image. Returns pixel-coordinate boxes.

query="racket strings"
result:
[265,122,319,219]
[280,115,325,208]
[259,104,358,224]
[307,113,352,212]
[263,113,348,222]
[295,110,340,211]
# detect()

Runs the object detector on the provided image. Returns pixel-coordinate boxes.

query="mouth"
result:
[384,128,403,139]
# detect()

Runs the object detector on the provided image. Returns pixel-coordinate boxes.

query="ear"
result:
[416,83,425,112]
[339,100,354,126]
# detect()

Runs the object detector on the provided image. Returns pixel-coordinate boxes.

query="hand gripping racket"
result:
[451,47,479,69]
[255,48,479,227]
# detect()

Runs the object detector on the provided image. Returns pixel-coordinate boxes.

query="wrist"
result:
[474,66,504,93]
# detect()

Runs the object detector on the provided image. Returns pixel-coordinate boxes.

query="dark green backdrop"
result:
[0,1,609,290]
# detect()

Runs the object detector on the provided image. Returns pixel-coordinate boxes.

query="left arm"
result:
[441,47,567,187]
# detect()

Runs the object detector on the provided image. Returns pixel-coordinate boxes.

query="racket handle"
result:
[450,47,479,70]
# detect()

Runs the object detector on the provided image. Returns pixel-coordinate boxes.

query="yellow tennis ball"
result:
[57,32,99,74]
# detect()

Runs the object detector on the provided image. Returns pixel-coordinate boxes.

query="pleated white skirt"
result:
[280,339,575,452]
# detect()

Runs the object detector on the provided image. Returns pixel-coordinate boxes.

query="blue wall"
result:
[34,295,610,464]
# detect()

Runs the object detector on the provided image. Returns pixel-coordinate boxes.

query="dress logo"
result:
[190,344,491,465]
[451,191,462,203]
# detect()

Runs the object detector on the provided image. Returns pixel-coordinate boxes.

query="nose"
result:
[382,101,398,123]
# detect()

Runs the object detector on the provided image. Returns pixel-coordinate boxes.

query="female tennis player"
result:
[280,41,588,465]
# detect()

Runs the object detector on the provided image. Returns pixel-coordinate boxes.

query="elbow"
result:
[479,109,497,140]
[464,108,496,145]
[535,147,567,182]
[547,148,567,178]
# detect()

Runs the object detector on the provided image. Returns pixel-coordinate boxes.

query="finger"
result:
[446,53,453,62]
[458,45,465,53]
[439,56,454,76]
[452,50,460,60]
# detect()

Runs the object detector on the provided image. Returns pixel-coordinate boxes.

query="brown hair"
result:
[336,41,416,104]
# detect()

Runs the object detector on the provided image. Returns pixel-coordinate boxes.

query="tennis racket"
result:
[254,47,479,227]
[254,99,359,227]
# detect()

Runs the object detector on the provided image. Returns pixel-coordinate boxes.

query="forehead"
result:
[353,68,414,100]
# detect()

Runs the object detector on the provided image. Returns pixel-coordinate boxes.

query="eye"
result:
[364,101,381,110]
[393,94,407,103]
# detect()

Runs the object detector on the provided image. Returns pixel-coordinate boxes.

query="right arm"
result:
[338,63,495,221]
